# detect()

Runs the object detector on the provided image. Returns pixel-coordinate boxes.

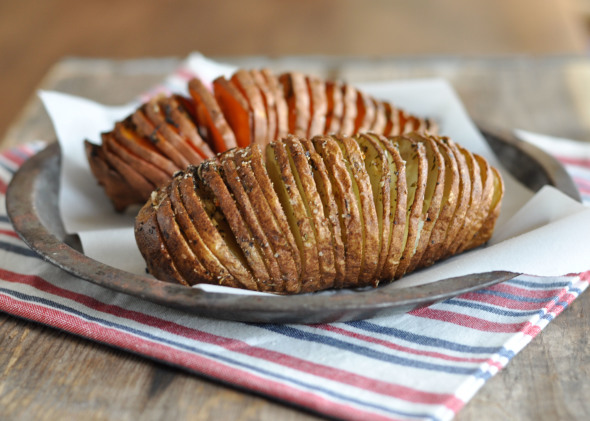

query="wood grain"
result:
[0,0,586,143]
[1,56,590,420]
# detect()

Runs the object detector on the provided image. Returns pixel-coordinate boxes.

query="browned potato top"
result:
[135,132,504,294]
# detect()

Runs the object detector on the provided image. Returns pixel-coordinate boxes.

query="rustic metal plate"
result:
[5,127,580,323]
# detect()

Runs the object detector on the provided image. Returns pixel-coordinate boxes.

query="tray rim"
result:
[5,128,579,323]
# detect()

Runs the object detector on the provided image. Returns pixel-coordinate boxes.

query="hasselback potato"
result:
[85,69,436,211]
[135,132,504,294]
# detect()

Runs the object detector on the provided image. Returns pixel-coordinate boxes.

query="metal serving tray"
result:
[5,126,580,323]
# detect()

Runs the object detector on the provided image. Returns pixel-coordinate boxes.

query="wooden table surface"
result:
[1,56,590,420]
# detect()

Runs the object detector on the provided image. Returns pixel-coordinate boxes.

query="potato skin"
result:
[135,132,504,293]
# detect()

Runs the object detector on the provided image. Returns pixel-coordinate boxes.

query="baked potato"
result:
[86,69,437,211]
[135,132,504,293]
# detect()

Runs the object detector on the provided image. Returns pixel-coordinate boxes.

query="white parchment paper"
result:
[39,54,590,293]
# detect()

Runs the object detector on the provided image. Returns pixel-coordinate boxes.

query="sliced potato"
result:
[439,138,472,260]
[113,120,179,177]
[102,131,169,188]
[156,194,216,286]
[219,150,284,288]
[370,99,387,134]
[340,84,357,135]
[233,147,300,290]
[325,81,344,134]
[168,176,242,288]
[249,143,302,283]
[176,173,258,290]
[419,136,460,268]
[135,193,189,286]
[460,153,495,251]
[374,135,407,280]
[231,69,268,146]
[469,166,504,248]
[333,134,380,285]
[312,135,362,287]
[198,160,272,288]
[279,72,310,137]
[448,144,483,256]
[307,75,328,138]
[101,133,155,199]
[393,136,428,279]
[355,133,391,281]
[354,90,375,133]
[266,140,320,293]
[284,136,336,290]
[405,133,445,273]
[85,140,146,212]
[188,77,237,152]
[298,136,347,288]
[213,76,252,148]
[132,108,191,169]
[261,68,289,139]
[143,97,205,166]
[160,95,215,159]
[250,69,277,143]
[382,102,400,136]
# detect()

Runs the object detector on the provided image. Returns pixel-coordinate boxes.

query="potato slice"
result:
[398,110,415,134]
[393,136,428,278]
[312,135,362,287]
[262,69,289,139]
[279,72,310,137]
[250,69,277,143]
[370,99,387,134]
[176,173,258,290]
[325,81,344,134]
[102,131,169,188]
[188,77,237,152]
[298,136,346,288]
[113,120,179,177]
[100,133,155,199]
[144,97,205,166]
[266,140,320,293]
[85,140,146,212]
[284,136,336,290]
[354,90,376,133]
[469,166,504,248]
[233,147,300,291]
[439,138,472,260]
[213,76,252,148]
[355,133,391,281]
[198,160,272,289]
[160,95,215,159]
[447,144,482,256]
[132,108,191,169]
[156,194,219,286]
[135,193,189,286]
[459,153,495,251]
[231,69,268,146]
[419,136,460,268]
[340,84,357,135]
[168,177,243,288]
[373,135,407,280]
[218,149,285,289]
[382,102,400,136]
[307,75,328,138]
[405,133,445,273]
[249,144,302,280]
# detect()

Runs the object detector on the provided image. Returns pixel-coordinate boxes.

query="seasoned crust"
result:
[137,132,503,293]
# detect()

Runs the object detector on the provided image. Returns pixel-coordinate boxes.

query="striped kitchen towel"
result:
[0,137,588,421]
